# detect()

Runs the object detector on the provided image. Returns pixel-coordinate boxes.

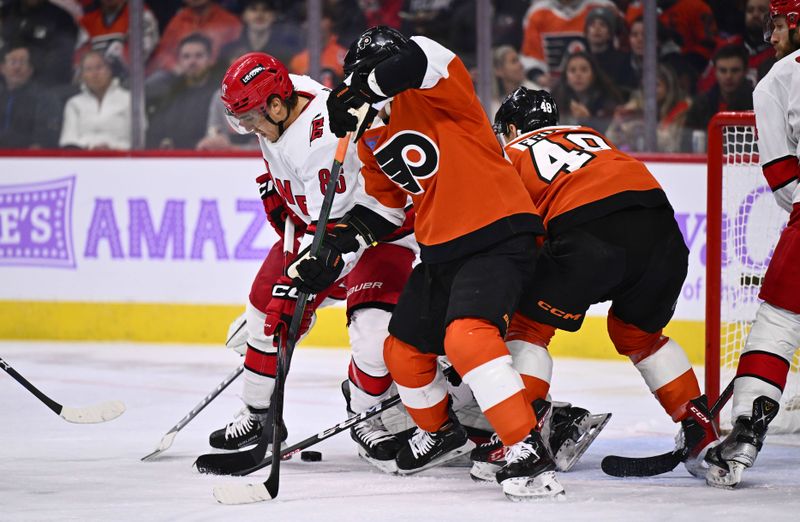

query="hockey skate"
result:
[341,380,402,473]
[495,430,565,502]
[395,413,475,475]
[705,396,780,489]
[209,405,287,451]
[350,415,402,473]
[548,403,612,472]
[469,432,505,482]
[674,395,720,477]
[470,398,550,483]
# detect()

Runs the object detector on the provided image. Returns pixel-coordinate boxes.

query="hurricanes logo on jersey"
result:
[374,131,439,194]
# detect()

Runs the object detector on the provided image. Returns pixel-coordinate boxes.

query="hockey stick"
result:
[210,135,352,504]
[141,364,244,461]
[601,379,735,477]
[199,390,402,479]
[0,356,125,423]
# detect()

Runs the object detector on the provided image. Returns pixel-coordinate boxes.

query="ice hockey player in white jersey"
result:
[210,52,417,473]
[705,0,800,489]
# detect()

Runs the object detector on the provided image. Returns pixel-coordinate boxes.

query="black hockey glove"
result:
[288,216,376,293]
[327,73,382,140]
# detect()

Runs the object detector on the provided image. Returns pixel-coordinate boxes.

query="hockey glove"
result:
[288,215,376,293]
[263,276,315,346]
[257,173,288,237]
[327,74,381,141]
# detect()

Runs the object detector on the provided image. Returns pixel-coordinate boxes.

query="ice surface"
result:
[1,341,799,521]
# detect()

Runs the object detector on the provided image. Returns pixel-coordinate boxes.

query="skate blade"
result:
[469,461,502,483]
[397,439,476,476]
[555,412,611,472]
[357,448,399,474]
[684,439,720,478]
[705,461,745,489]
[501,471,566,502]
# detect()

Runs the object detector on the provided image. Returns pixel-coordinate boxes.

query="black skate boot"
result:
[548,404,612,472]
[351,416,402,473]
[675,395,720,477]
[395,411,475,475]
[208,405,287,451]
[343,377,402,473]
[470,398,553,482]
[469,432,505,482]
[705,396,780,489]
[495,429,565,501]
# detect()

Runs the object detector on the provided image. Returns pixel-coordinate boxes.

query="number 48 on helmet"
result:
[493,87,559,139]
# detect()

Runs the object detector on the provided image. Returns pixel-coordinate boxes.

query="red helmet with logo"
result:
[771,0,800,30]
[220,52,293,116]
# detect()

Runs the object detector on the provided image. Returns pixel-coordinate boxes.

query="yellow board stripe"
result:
[0,300,704,362]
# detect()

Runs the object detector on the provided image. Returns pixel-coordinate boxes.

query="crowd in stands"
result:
[0,0,768,152]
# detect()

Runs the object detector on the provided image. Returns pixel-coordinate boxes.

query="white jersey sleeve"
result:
[754,49,800,212]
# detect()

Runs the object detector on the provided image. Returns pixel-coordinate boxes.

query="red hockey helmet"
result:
[770,0,800,29]
[220,52,293,116]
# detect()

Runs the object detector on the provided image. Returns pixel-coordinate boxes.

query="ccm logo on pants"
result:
[537,300,582,321]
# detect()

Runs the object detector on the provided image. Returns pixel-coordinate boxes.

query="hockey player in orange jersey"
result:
[488,87,719,481]
[288,27,564,501]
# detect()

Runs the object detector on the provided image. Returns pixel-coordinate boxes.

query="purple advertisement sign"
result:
[0,176,75,268]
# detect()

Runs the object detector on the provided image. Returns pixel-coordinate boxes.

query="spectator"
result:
[148,0,184,33]
[624,16,688,94]
[51,0,84,21]
[697,0,774,91]
[327,0,368,46]
[626,0,718,75]
[1,0,78,85]
[707,0,747,37]
[288,6,346,78]
[150,0,242,73]
[75,0,160,71]
[0,45,61,148]
[606,64,690,152]
[196,52,258,151]
[59,51,131,150]
[551,50,622,131]
[146,33,218,149]
[360,0,403,30]
[490,45,544,117]
[683,44,753,151]
[584,5,632,96]
[493,0,532,49]
[219,0,302,65]
[521,0,618,88]
[400,0,458,49]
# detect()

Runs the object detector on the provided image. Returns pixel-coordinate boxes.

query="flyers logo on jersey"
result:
[374,131,440,194]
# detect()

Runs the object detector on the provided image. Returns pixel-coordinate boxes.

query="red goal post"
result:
[705,111,799,432]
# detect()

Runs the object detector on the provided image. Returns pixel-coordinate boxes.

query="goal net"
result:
[706,112,800,433]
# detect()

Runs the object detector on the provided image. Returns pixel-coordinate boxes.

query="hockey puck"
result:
[300,450,322,462]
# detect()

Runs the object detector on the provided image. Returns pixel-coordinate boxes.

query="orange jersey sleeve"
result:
[358,37,543,262]
[505,125,668,235]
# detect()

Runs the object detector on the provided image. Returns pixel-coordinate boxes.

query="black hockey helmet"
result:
[343,25,410,77]
[493,87,559,136]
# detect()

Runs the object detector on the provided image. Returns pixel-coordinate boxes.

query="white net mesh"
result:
[716,122,800,432]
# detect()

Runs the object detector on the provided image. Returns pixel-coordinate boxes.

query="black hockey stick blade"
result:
[198,391,403,476]
[601,450,682,477]
[195,431,270,474]
[601,379,736,478]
